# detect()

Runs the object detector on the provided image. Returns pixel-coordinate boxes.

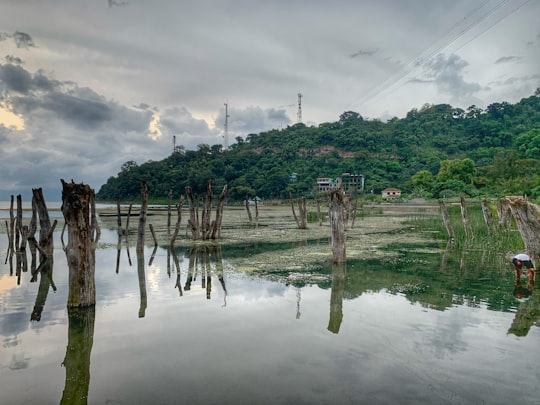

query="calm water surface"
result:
[1,222,539,405]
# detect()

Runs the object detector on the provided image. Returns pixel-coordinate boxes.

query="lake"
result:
[0,204,539,405]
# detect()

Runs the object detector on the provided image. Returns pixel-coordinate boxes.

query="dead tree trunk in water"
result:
[508,199,540,264]
[460,196,473,238]
[290,193,308,229]
[497,199,512,230]
[481,199,495,233]
[244,195,253,226]
[438,199,455,240]
[61,180,95,308]
[329,190,346,264]
[186,186,200,240]
[170,196,184,248]
[136,181,149,252]
[211,185,227,239]
[32,188,55,257]
[201,181,213,240]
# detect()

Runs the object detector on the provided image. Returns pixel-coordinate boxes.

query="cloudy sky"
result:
[0,0,539,200]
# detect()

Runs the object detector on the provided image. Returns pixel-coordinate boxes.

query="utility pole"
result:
[223,102,230,149]
[297,92,303,124]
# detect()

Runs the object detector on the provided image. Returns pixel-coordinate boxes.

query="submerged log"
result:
[329,190,346,264]
[61,180,96,308]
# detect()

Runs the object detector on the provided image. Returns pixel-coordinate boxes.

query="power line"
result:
[347,0,524,112]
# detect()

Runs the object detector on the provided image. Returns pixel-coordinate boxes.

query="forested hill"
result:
[97,92,540,202]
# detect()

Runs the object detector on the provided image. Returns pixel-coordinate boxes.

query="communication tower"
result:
[223,102,230,149]
[297,92,303,124]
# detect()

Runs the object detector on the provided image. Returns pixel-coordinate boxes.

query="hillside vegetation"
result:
[97,91,540,202]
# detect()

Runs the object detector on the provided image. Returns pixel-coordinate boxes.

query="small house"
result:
[381,187,401,200]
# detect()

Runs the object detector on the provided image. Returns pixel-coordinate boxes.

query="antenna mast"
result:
[224,102,230,149]
[173,135,176,154]
[297,92,303,124]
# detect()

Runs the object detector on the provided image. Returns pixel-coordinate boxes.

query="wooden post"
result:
[438,199,455,240]
[137,181,149,252]
[460,196,473,238]
[329,190,346,263]
[61,180,95,307]
[508,199,540,264]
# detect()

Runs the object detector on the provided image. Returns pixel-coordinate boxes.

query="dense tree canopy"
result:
[97,92,540,202]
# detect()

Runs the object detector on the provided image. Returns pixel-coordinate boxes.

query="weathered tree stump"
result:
[290,193,308,229]
[61,180,96,308]
[170,196,184,248]
[211,185,227,239]
[244,195,253,225]
[32,188,55,257]
[329,190,346,263]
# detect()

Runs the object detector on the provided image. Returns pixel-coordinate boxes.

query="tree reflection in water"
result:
[328,263,346,334]
[59,306,95,405]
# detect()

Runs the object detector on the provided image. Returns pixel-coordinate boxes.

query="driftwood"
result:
[459,196,473,238]
[438,199,455,240]
[329,190,346,263]
[508,199,540,264]
[61,180,96,307]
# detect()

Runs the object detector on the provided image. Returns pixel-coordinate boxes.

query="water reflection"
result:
[136,247,147,318]
[59,306,95,405]
[30,257,56,322]
[327,263,345,334]
[508,281,540,337]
